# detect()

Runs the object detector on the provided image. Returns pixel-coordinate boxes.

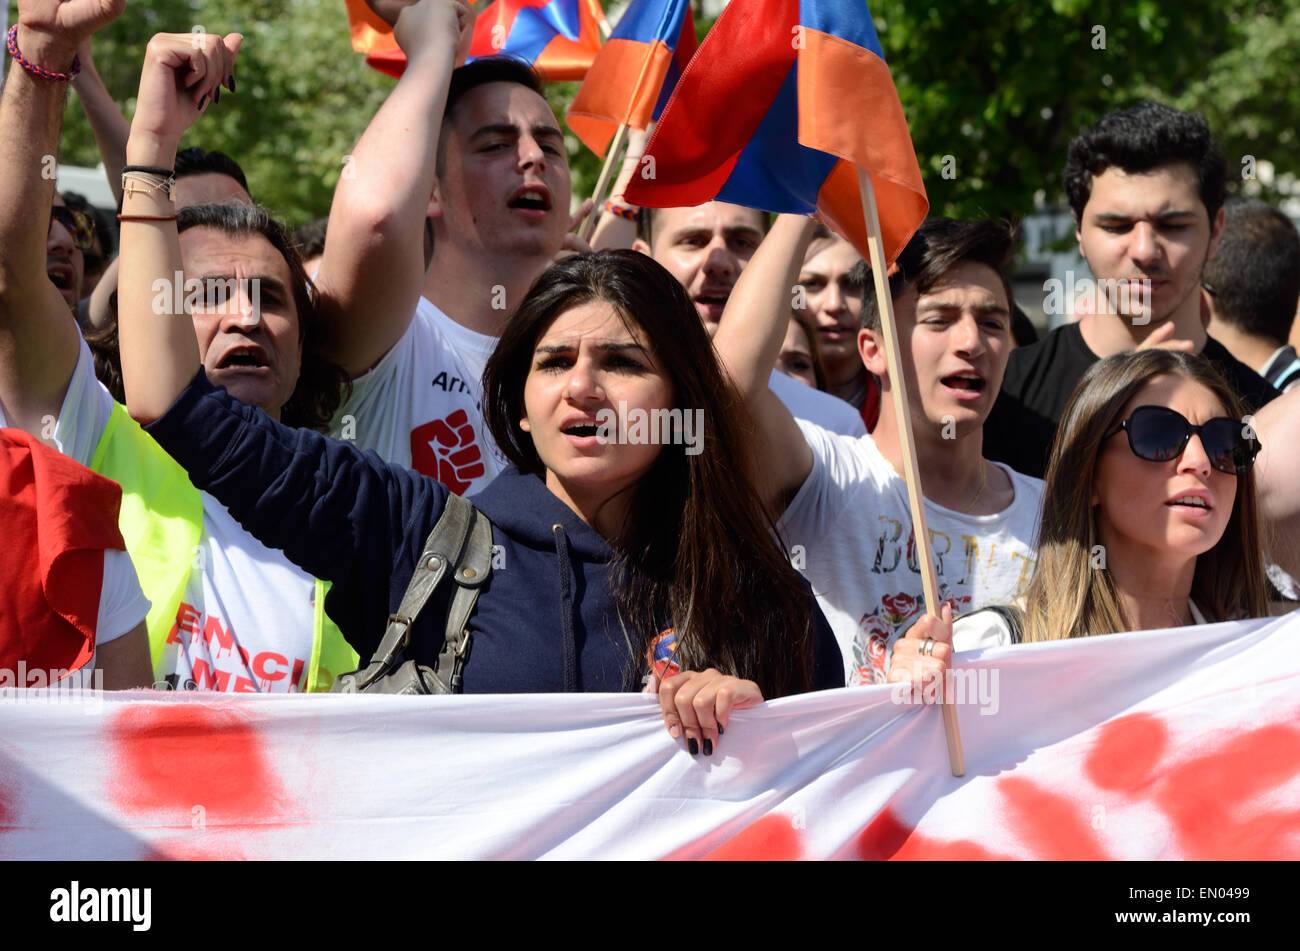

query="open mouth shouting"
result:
[508,184,553,219]
[214,344,271,373]
[693,287,731,322]
[561,414,607,449]
[47,259,77,305]
[940,371,987,402]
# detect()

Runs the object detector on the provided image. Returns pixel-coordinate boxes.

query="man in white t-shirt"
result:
[711,215,1045,685]
[314,2,570,493]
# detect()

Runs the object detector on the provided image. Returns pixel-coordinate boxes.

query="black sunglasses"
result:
[1104,405,1260,475]
[49,206,95,252]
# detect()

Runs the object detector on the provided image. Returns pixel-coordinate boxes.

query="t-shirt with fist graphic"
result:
[330,297,504,496]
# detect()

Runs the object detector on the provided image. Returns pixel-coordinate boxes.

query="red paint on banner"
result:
[109,703,285,821]
[857,807,1011,860]
[1084,712,1168,792]
[1157,723,1300,859]
[700,815,803,860]
[997,776,1108,860]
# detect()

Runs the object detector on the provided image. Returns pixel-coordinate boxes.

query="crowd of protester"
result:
[4,0,1300,754]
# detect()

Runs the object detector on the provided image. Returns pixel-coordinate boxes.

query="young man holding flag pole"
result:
[626,0,971,774]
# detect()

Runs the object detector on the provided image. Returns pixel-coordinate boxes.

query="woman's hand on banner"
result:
[655,668,763,756]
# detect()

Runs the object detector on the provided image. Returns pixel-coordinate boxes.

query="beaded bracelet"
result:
[5,25,80,82]
[603,199,639,221]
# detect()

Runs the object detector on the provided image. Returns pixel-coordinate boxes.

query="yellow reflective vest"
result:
[89,400,357,690]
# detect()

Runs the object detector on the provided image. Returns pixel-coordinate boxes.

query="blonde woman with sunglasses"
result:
[890,349,1269,686]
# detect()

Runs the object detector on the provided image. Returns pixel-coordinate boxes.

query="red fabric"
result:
[0,429,126,677]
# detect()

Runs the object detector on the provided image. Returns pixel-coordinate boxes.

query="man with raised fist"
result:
[314,0,584,494]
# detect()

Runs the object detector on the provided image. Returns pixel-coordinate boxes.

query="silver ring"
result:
[921,637,935,656]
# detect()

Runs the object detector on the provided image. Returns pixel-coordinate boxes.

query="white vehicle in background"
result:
[56,164,116,211]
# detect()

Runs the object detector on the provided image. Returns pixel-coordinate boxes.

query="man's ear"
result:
[1205,204,1226,261]
[632,237,652,257]
[426,178,442,220]
[859,326,888,380]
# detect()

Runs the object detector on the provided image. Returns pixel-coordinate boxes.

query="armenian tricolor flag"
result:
[623,0,927,265]
[345,0,606,82]
[566,0,697,158]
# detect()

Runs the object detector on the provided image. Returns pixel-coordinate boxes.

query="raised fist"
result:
[16,0,125,63]
[129,32,242,159]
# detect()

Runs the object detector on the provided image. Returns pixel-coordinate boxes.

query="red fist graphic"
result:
[410,409,486,495]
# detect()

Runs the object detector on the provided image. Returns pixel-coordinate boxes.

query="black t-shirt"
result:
[984,322,1280,479]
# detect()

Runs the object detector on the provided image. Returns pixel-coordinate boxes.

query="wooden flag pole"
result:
[857,169,966,777]
[577,122,630,242]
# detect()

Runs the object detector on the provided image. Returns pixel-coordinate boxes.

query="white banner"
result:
[1,613,1297,860]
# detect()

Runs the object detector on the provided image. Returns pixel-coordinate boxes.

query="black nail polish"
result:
[687,738,698,756]
[718,725,725,736]
[198,94,207,109]
[213,87,220,104]
[702,738,713,756]
[226,74,236,93]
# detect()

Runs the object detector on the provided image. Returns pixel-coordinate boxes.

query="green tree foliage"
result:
[37,0,1298,227]
[872,0,1300,220]
[48,0,393,227]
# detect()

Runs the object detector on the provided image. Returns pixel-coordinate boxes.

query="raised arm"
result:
[589,125,651,252]
[1253,386,1300,578]
[0,0,123,440]
[71,34,130,206]
[710,213,817,510]
[116,31,241,424]
[312,0,471,377]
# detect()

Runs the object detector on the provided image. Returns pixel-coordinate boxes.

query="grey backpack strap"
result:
[432,506,494,693]
[333,493,489,694]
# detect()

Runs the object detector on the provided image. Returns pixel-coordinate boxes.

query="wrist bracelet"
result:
[117,214,179,222]
[5,25,80,82]
[122,170,177,203]
[122,164,176,177]
[603,199,639,221]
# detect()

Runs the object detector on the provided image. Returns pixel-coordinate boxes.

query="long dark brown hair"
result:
[1022,349,1267,641]
[483,250,816,697]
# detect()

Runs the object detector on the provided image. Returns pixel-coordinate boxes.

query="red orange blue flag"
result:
[566,0,697,158]
[623,0,927,265]
[345,0,606,82]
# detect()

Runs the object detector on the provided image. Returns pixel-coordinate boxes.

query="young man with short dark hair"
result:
[712,215,1044,685]
[984,101,1279,479]
[1203,198,1300,392]
[315,3,572,494]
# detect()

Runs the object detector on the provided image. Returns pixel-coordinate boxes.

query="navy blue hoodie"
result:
[145,373,844,693]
